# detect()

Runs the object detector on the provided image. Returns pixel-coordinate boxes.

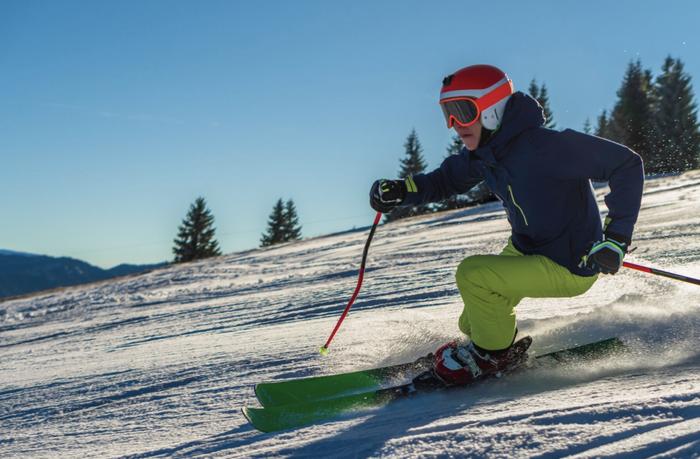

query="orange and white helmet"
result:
[439,65,514,130]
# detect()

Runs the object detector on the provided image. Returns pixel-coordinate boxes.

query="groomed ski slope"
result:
[2,171,700,458]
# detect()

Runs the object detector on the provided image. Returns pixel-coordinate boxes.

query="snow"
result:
[2,171,700,458]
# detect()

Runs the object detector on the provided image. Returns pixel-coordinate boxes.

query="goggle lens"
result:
[440,98,479,128]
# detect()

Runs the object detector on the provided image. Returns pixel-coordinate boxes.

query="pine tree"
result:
[538,84,556,129]
[445,134,464,158]
[387,129,430,221]
[173,197,222,263]
[653,56,700,172]
[398,128,428,177]
[528,79,539,102]
[260,199,287,247]
[582,117,592,134]
[609,60,657,171]
[596,110,610,138]
[528,79,556,129]
[282,199,302,242]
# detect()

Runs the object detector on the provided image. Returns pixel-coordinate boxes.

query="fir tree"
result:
[582,117,592,134]
[445,134,464,158]
[653,56,700,172]
[528,79,556,129]
[282,199,302,242]
[596,110,610,138]
[528,79,539,101]
[609,60,657,171]
[538,84,556,129]
[173,197,222,263]
[387,129,430,221]
[260,199,287,247]
[398,128,428,177]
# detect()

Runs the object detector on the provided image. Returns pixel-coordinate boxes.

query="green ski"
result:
[243,387,401,433]
[243,337,624,433]
[255,353,433,407]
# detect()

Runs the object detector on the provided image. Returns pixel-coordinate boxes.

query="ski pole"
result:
[623,261,700,286]
[320,211,382,355]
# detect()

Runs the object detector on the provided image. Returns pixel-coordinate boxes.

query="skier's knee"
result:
[456,256,489,285]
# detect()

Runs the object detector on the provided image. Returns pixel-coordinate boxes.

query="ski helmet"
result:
[439,64,514,131]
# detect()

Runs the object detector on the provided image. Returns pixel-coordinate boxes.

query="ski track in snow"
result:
[2,171,700,458]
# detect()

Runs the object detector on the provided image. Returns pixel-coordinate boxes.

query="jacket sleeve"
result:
[546,129,644,242]
[402,149,484,206]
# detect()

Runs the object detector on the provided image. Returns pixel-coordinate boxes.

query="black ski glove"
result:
[369,179,407,213]
[582,231,630,274]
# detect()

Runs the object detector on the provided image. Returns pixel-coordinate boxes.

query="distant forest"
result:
[170,55,700,250]
[390,55,700,221]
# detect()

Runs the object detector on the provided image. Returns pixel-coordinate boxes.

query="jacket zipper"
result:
[508,185,529,226]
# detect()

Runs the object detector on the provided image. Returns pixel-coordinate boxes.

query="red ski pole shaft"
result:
[320,212,382,355]
[623,261,700,286]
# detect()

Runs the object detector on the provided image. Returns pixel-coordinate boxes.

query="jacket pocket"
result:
[508,185,529,227]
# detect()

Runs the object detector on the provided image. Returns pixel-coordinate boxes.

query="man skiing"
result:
[370,64,644,386]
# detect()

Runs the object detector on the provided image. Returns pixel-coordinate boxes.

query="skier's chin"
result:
[461,135,478,150]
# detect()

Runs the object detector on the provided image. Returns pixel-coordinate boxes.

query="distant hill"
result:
[0,251,166,299]
[0,249,38,257]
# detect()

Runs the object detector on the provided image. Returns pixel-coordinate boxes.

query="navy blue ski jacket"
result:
[402,92,644,276]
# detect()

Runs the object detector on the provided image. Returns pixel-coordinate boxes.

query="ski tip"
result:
[242,406,270,433]
[241,407,254,426]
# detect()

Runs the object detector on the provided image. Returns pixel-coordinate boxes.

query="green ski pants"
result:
[456,239,597,351]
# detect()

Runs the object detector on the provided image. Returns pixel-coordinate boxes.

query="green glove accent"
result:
[582,235,628,274]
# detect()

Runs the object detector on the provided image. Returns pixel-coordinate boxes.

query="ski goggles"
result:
[439,78,513,128]
[440,98,480,128]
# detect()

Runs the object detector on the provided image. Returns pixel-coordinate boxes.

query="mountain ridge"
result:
[0,251,166,299]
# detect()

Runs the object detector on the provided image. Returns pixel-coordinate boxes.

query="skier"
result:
[370,64,644,386]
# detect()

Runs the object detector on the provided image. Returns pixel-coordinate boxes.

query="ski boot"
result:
[432,336,533,386]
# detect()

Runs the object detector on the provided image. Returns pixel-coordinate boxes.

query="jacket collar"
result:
[469,92,545,164]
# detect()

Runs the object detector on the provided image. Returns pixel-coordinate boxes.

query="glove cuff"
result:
[604,231,630,251]
[397,179,408,202]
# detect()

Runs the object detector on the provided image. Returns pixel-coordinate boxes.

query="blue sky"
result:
[1,1,698,268]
